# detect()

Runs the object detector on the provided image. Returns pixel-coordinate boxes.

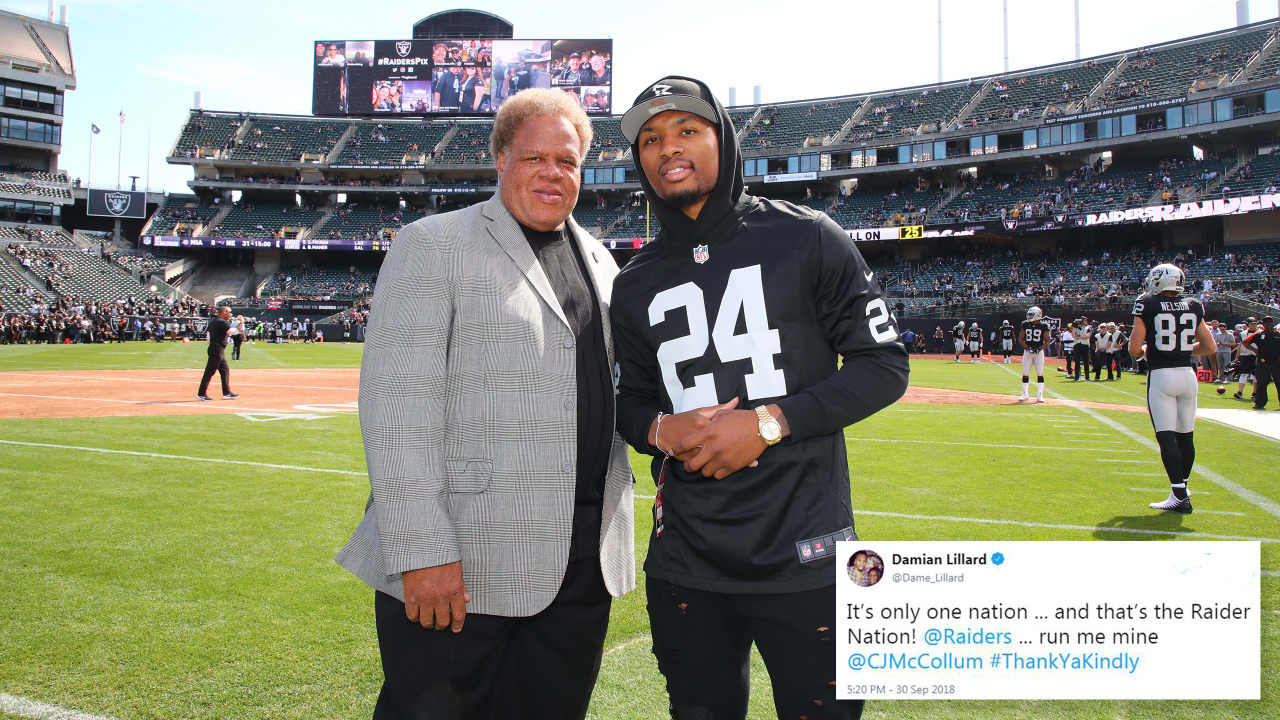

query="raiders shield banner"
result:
[87,189,147,219]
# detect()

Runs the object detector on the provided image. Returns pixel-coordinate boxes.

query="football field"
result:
[0,343,1276,720]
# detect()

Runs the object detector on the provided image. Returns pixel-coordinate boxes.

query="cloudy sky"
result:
[3,0,1276,193]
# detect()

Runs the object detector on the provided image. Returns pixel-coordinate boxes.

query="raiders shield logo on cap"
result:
[693,244,709,264]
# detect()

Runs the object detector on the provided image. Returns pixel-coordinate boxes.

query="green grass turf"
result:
[0,346,1276,718]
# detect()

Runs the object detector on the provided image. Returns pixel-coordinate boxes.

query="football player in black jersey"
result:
[1018,306,1052,402]
[967,322,983,362]
[999,319,1015,364]
[612,76,908,720]
[1128,263,1216,513]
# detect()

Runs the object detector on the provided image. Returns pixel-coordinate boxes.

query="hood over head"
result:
[621,75,745,245]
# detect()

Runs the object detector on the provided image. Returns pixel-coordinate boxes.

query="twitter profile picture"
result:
[848,549,884,587]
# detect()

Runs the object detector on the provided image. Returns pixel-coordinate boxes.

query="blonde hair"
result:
[490,88,592,161]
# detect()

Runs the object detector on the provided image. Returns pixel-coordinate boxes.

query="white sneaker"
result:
[1017,393,1029,402]
[1036,395,1045,403]
[1149,493,1192,514]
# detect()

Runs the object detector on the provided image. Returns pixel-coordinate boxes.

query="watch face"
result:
[761,419,782,442]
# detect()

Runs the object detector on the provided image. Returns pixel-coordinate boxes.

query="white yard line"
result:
[602,634,650,658]
[1128,486,1211,495]
[0,693,122,720]
[844,437,1136,452]
[997,364,1280,521]
[0,439,366,476]
[855,510,1276,542]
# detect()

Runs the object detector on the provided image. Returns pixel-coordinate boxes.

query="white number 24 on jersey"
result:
[648,264,897,412]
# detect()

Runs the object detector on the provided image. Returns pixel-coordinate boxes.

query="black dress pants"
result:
[373,556,611,720]
[198,346,230,396]
[647,577,864,720]
[1073,345,1091,379]
[1255,361,1277,409]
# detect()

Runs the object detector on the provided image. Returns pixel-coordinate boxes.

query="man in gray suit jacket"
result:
[336,88,635,720]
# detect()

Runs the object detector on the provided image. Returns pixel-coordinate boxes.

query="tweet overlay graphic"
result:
[836,541,1260,700]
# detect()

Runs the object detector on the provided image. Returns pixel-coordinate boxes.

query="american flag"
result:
[119,109,125,125]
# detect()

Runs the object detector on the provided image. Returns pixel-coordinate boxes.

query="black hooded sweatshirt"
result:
[611,76,911,593]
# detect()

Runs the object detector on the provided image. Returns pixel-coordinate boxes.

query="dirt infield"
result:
[900,385,1142,413]
[0,367,1140,420]
[0,368,359,419]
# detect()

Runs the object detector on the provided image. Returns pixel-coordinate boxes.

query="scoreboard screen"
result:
[312,38,613,118]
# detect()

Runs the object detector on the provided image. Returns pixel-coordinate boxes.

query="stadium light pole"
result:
[1074,0,1081,60]
[1002,0,1010,73]
[937,0,943,83]
[87,126,93,188]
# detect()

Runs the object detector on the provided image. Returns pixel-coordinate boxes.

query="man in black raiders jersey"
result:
[1129,263,1216,514]
[999,319,1015,364]
[1018,306,1051,403]
[952,320,966,361]
[967,322,983,362]
[612,76,908,720]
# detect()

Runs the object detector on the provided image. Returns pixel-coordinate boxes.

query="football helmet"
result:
[1002,319,1011,327]
[1143,263,1184,295]
[1026,306,1043,322]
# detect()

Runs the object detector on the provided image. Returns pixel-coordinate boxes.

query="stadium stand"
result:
[1220,149,1280,195]
[225,117,347,163]
[210,200,325,238]
[572,200,624,232]
[851,83,976,140]
[336,122,450,165]
[1093,27,1273,108]
[968,58,1118,126]
[436,122,493,164]
[315,204,428,239]
[144,197,221,236]
[589,117,629,157]
[745,99,864,149]
[171,111,243,158]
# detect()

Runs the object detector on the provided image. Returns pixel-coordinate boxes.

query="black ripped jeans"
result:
[646,577,864,720]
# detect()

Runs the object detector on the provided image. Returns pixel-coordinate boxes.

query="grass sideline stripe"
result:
[0,439,367,476]
[856,510,1278,542]
[0,693,122,720]
[845,437,1136,452]
[998,364,1280,521]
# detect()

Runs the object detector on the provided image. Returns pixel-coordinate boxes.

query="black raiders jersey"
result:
[1133,293,1204,370]
[612,198,908,593]
[1000,326,1015,341]
[1021,320,1051,350]
[967,326,982,342]
[952,322,965,340]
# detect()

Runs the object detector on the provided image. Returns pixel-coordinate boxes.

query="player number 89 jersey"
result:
[1133,293,1204,370]
[1020,320,1051,350]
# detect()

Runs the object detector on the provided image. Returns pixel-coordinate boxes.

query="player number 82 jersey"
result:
[1133,293,1204,370]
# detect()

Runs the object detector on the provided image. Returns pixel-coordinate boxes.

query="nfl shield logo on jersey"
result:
[692,244,710,264]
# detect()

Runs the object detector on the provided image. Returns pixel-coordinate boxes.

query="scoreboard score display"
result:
[313,38,613,118]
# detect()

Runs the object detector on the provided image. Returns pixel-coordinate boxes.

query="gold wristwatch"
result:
[756,406,782,446]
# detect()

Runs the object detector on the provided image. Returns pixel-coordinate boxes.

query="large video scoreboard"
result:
[313,38,613,117]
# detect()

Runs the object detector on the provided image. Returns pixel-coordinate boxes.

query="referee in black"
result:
[1244,315,1280,410]
[197,306,238,401]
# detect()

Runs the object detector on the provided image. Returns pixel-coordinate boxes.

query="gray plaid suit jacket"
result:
[335,194,636,617]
